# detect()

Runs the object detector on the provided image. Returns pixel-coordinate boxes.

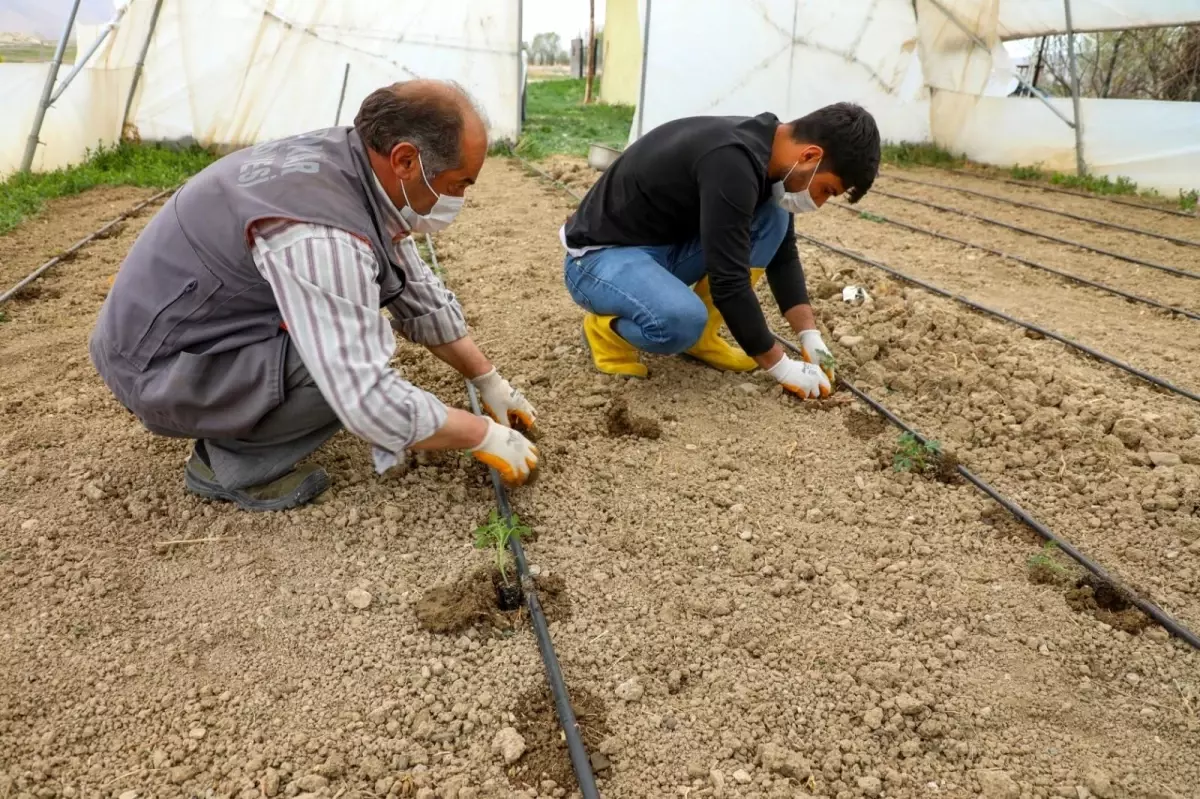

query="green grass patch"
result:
[515,78,634,160]
[0,141,216,234]
[881,141,966,169]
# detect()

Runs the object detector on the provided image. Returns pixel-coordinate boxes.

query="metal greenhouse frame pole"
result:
[121,0,167,136]
[49,3,129,105]
[1063,0,1087,176]
[517,0,524,135]
[20,0,83,173]
[635,0,652,137]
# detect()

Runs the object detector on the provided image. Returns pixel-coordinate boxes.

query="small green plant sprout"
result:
[858,210,886,223]
[892,432,942,474]
[1180,189,1199,213]
[473,510,529,587]
[819,350,838,377]
[1027,541,1065,572]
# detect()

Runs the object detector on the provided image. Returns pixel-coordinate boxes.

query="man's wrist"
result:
[754,343,786,370]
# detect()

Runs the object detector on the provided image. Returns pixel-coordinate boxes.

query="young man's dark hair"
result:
[788,102,880,203]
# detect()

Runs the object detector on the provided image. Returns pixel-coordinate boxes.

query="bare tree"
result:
[1032,25,1200,101]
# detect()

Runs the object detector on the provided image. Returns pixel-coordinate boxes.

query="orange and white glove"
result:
[470,417,540,486]
[470,368,537,432]
[798,329,835,383]
[767,355,831,399]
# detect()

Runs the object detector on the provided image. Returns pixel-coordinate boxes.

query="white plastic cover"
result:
[998,0,1200,38]
[633,0,1199,195]
[0,0,521,175]
[631,0,931,147]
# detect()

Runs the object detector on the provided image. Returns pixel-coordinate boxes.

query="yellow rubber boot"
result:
[683,269,767,372]
[582,313,648,378]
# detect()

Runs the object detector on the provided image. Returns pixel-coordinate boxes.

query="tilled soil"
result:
[1,161,1197,799]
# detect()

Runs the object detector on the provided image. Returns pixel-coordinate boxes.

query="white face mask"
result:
[399,153,464,233]
[775,157,822,214]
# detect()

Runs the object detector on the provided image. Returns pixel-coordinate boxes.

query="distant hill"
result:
[0,0,114,41]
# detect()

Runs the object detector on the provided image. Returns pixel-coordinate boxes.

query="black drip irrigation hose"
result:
[885,173,1200,248]
[773,334,1200,651]
[463,357,600,792]
[949,169,1198,220]
[873,187,1200,281]
[0,186,177,307]
[797,231,1200,405]
[833,204,1200,322]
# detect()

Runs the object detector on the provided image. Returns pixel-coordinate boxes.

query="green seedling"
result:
[473,509,529,587]
[858,211,886,223]
[820,351,838,377]
[892,432,941,474]
[1179,189,1199,213]
[1027,541,1066,573]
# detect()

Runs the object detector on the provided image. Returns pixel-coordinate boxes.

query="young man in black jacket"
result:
[560,103,880,399]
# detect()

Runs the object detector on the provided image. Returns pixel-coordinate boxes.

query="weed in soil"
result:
[415,567,512,634]
[506,684,611,792]
[890,431,961,484]
[605,396,662,439]
[844,408,888,441]
[1065,574,1152,634]
[1026,542,1072,585]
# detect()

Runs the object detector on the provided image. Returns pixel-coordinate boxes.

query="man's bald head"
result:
[354,79,488,214]
[355,79,486,175]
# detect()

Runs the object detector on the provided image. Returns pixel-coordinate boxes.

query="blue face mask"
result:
[774,157,822,214]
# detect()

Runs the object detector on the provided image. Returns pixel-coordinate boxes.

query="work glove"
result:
[470,368,537,432]
[470,417,540,486]
[798,329,836,383]
[767,355,831,400]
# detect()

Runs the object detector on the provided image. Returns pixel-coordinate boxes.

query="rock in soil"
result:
[492,726,527,764]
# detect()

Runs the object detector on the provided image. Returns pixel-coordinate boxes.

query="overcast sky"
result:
[523,0,604,45]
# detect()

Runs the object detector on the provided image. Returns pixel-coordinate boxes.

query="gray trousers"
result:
[202,343,341,490]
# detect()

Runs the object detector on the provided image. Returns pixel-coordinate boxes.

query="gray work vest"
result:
[89,127,404,439]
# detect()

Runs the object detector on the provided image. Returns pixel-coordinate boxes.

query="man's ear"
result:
[800,144,824,165]
[390,142,420,179]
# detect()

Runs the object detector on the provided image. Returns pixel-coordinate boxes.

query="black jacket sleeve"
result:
[696,148,776,356]
[765,214,810,313]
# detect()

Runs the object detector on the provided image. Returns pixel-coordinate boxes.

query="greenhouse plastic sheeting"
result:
[631,0,931,146]
[998,0,1200,38]
[0,0,520,175]
[0,62,131,174]
[934,92,1200,195]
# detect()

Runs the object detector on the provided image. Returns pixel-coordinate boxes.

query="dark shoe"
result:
[185,453,329,512]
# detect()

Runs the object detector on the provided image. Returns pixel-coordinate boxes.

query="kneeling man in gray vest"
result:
[89,80,538,511]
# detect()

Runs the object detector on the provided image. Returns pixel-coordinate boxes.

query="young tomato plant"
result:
[473,510,529,587]
[892,432,942,474]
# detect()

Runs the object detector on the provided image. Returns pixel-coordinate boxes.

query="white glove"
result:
[470,368,537,432]
[798,329,835,382]
[470,417,540,487]
[767,355,831,400]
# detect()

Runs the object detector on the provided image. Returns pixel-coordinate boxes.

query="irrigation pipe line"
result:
[798,232,1200,406]
[884,173,1200,248]
[464,382,602,799]
[0,186,176,307]
[831,204,1200,322]
[773,334,1200,651]
[948,169,1198,220]
[510,152,1200,650]
[873,188,1200,281]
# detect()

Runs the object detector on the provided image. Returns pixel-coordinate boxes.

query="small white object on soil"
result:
[615,677,644,702]
[1147,451,1181,467]
[492,726,526,764]
[118,791,138,799]
[187,726,205,739]
[864,706,884,730]
[895,692,925,715]
[977,769,1020,799]
[346,588,373,609]
[732,769,751,784]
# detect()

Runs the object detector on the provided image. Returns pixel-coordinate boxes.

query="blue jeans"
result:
[564,203,791,354]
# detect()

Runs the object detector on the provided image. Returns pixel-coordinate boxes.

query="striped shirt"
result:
[248,174,468,456]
